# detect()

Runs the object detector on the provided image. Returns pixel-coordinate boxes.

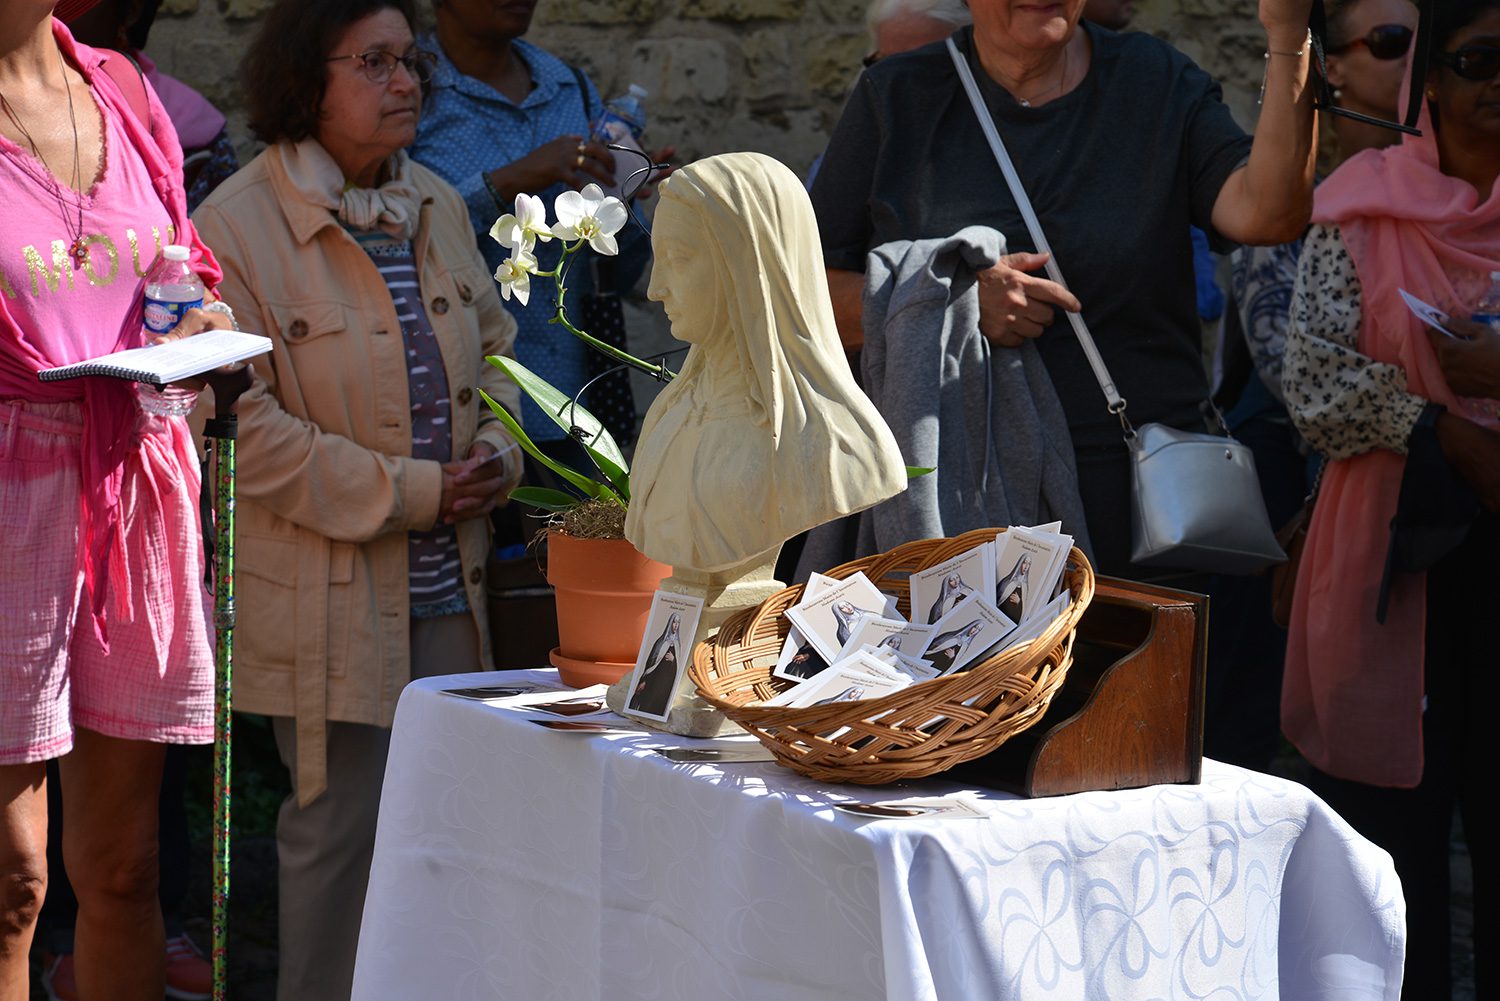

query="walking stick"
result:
[200,366,252,1001]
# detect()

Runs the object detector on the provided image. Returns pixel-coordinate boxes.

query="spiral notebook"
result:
[38,330,272,388]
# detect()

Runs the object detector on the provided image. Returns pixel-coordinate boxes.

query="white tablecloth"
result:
[351,671,1404,1001]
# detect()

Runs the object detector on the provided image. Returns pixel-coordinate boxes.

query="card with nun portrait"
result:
[925,596,1016,676]
[992,528,1067,626]
[994,590,1073,657]
[834,614,936,664]
[783,571,888,665]
[771,571,842,682]
[622,591,705,723]
[909,543,996,626]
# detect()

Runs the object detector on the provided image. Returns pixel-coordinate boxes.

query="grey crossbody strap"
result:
[945,37,1129,422]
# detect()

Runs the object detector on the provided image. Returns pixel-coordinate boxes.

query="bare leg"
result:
[0,763,47,1001]
[58,730,167,1001]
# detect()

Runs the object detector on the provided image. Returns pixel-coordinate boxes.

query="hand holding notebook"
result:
[38,330,272,389]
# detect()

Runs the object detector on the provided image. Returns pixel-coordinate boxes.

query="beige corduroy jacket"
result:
[192,144,520,805]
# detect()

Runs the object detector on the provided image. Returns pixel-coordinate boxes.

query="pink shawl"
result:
[1282,93,1500,787]
[0,20,222,644]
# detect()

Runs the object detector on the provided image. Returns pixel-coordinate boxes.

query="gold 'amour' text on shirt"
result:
[0,223,177,300]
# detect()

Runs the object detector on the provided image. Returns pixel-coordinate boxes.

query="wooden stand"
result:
[948,576,1208,797]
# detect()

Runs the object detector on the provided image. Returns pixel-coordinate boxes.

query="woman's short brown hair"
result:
[241,0,419,145]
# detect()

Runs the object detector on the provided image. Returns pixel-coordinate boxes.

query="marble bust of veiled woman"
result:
[624,152,905,573]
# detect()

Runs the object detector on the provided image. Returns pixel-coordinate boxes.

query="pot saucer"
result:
[549,647,635,688]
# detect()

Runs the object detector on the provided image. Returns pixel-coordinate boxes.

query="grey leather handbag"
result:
[948,38,1285,575]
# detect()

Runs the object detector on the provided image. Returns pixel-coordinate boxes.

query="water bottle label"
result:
[143,296,204,334]
[593,112,635,145]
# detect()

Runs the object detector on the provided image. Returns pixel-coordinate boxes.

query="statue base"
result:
[607,546,785,737]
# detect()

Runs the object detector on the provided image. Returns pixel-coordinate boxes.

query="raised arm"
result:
[1210,0,1319,245]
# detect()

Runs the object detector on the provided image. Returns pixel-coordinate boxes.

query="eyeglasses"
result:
[1328,23,1414,60]
[326,48,436,86]
[1434,44,1500,81]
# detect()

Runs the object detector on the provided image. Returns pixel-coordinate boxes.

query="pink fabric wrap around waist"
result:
[1,396,204,634]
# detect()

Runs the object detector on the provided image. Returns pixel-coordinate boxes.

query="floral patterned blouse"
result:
[1282,223,1428,460]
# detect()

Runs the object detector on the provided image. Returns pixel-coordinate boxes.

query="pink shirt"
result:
[0,97,176,371]
[0,20,221,644]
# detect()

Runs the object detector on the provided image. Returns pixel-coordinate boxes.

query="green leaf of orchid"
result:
[486,356,628,474]
[906,465,936,479]
[478,387,623,506]
[586,444,631,503]
[508,486,583,512]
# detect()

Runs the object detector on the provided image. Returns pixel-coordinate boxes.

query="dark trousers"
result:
[40,742,196,951]
[1201,411,1311,772]
[1307,513,1496,1001]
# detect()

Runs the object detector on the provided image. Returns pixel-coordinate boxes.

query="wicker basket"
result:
[688,527,1095,784]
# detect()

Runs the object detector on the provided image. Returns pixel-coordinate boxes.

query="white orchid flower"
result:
[551,184,627,256]
[489,192,553,252]
[494,247,539,306]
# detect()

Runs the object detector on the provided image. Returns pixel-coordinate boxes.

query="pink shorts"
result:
[0,399,215,765]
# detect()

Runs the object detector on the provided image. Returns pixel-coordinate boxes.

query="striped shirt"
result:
[345,225,468,617]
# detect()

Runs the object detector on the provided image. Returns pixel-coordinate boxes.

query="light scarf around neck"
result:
[1282,84,1500,788]
[280,137,421,239]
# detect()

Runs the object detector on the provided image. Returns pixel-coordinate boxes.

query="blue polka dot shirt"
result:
[412,35,648,442]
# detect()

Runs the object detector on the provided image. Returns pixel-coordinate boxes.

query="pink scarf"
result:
[0,20,221,644]
[1282,93,1500,787]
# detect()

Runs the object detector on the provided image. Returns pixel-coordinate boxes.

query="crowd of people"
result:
[0,0,1495,997]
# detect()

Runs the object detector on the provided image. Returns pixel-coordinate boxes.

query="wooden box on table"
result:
[947,576,1208,797]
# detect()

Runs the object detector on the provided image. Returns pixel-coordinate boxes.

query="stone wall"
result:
[141,0,1274,412]
[146,0,1271,176]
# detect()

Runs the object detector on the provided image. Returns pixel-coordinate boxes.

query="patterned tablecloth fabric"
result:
[351,671,1405,1001]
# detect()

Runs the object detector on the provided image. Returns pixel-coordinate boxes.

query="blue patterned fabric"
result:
[344,225,466,615]
[412,35,648,442]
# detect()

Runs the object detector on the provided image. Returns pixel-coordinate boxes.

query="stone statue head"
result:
[624,152,905,572]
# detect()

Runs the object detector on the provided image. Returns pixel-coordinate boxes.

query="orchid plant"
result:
[479,184,674,518]
[479,184,932,525]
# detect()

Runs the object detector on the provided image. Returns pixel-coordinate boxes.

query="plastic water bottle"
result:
[1472,270,1500,330]
[138,245,205,417]
[590,84,650,198]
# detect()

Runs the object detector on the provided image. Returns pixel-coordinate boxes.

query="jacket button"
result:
[457,387,473,405]
[431,296,450,315]
[288,319,308,339]
[469,567,482,585]
[458,283,474,305]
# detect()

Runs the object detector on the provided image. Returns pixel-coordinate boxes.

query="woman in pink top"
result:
[0,1,233,997]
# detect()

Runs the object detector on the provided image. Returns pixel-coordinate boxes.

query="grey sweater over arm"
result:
[796,227,1092,580]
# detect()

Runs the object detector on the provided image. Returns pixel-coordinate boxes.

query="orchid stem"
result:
[549,239,676,383]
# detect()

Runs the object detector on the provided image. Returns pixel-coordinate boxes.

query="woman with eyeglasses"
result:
[190,0,522,996]
[1324,0,1423,156]
[1281,0,1500,993]
[1205,0,1417,776]
[1231,0,1418,406]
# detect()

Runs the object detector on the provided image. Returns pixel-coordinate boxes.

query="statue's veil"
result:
[625,152,904,571]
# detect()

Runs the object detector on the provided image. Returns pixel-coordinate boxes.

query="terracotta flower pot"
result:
[546,530,672,688]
